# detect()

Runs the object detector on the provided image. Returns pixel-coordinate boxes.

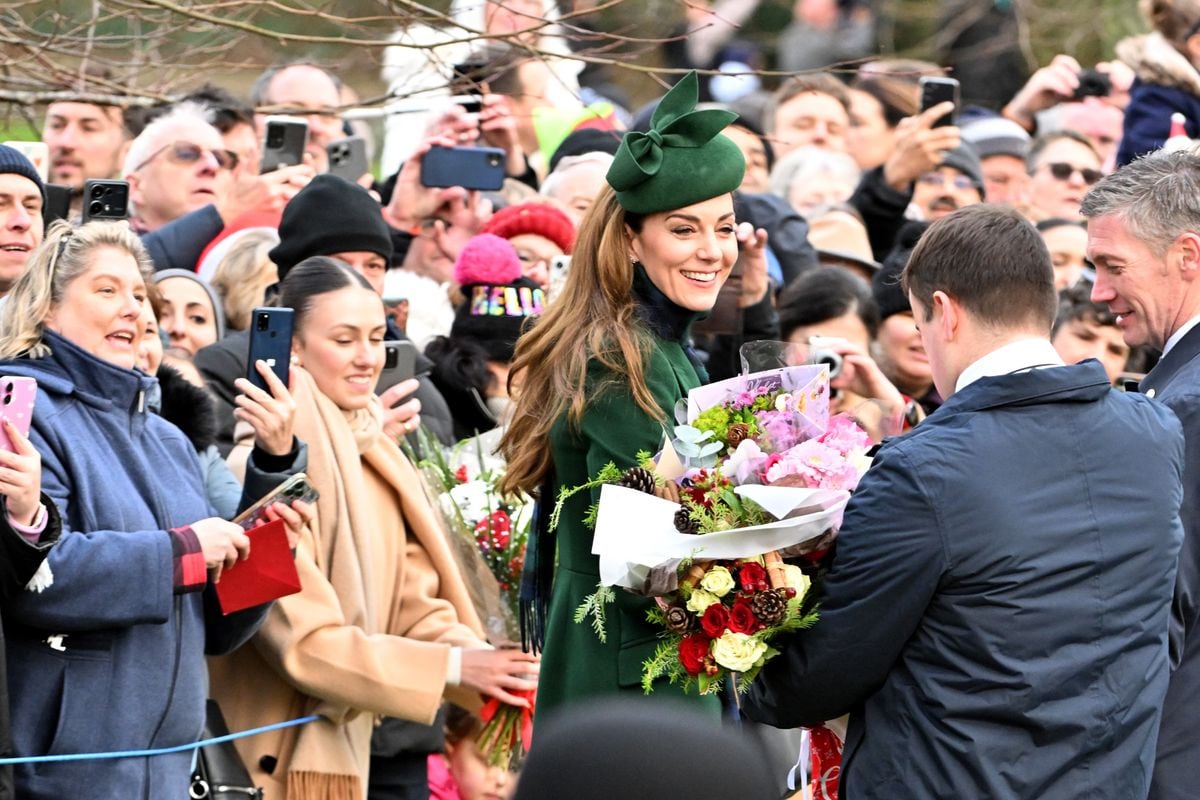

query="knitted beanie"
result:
[0,144,46,202]
[454,234,522,286]
[452,234,545,364]
[482,202,576,254]
[960,115,1031,161]
[939,144,986,199]
[268,174,392,280]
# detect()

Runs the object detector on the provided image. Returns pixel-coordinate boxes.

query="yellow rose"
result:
[699,565,736,597]
[687,589,719,613]
[783,564,812,599]
[711,631,768,672]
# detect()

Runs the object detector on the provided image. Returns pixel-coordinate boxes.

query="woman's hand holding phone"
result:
[256,498,314,549]
[234,360,297,457]
[380,378,422,441]
[0,421,42,526]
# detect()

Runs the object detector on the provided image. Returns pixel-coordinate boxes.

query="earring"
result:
[290,354,300,366]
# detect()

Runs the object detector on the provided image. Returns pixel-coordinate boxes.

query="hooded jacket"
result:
[0,331,296,799]
[1117,32,1200,166]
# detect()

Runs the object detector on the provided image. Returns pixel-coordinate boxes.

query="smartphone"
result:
[246,307,294,392]
[457,94,483,115]
[420,146,505,191]
[3,141,48,183]
[325,136,369,182]
[549,254,571,298]
[260,117,309,173]
[42,183,72,227]
[81,179,129,223]
[232,472,320,529]
[375,340,419,396]
[919,76,960,128]
[0,377,36,454]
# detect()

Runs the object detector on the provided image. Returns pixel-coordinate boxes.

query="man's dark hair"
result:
[902,204,1057,332]
[453,43,526,98]
[180,83,254,133]
[1026,130,1100,173]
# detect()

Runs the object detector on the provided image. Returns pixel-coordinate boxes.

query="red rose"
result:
[455,464,469,483]
[728,598,760,634]
[738,562,768,592]
[475,510,512,549]
[700,603,730,638]
[678,634,711,676]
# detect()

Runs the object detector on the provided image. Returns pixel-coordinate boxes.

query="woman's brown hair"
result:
[498,186,656,497]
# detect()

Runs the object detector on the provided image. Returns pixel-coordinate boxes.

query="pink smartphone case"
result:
[0,377,36,453]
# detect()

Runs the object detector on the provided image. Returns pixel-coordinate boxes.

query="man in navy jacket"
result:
[1083,150,1200,800]
[744,204,1185,799]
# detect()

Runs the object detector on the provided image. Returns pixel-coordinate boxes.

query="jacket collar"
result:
[6,330,156,414]
[932,360,1112,418]
[1142,323,1200,395]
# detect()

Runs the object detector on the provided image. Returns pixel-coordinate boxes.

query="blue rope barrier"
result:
[0,714,321,765]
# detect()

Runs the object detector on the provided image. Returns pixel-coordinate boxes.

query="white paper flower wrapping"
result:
[592,483,848,593]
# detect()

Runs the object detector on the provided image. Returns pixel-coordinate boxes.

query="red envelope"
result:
[214,518,301,614]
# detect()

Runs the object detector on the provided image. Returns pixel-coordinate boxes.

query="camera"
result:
[266,126,286,148]
[256,312,271,332]
[1073,69,1112,101]
[807,336,844,379]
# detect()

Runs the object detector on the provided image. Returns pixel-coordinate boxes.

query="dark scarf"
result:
[519,264,706,653]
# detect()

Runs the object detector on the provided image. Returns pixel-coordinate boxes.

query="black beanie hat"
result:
[0,145,46,203]
[269,174,392,280]
[872,221,929,321]
[452,276,545,363]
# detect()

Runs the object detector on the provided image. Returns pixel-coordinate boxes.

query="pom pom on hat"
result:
[482,202,576,253]
[454,234,523,287]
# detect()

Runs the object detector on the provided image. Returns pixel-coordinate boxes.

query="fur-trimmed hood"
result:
[1118,32,1200,96]
[154,363,218,454]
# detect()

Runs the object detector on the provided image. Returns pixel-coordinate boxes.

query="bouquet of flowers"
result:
[407,429,536,769]
[564,365,872,697]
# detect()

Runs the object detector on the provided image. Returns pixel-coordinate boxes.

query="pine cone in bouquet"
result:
[726,422,751,448]
[616,467,657,495]
[664,604,692,633]
[751,589,790,626]
[674,507,700,534]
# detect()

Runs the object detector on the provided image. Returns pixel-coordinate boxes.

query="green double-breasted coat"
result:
[535,330,721,721]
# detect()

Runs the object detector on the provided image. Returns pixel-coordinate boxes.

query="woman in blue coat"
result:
[0,221,307,799]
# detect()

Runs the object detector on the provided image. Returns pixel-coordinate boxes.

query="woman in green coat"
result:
[499,72,770,721]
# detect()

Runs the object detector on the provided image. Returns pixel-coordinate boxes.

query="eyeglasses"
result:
[132,141,238,173]
[1042,162,1102,185]
[917,172,976,191]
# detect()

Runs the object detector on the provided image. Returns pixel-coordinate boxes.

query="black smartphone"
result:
[375,340,418,396]
[919,76,960,128]
[81,179,129,223]
[232,472,320,529]
[326,136,369,182]
[458,94,483,115]
[42,183,72,226]
[420,146,505,191]
[246,307,294,392]
[260,117,309,173]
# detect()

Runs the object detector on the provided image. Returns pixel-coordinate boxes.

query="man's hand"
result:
[882,103,960,192]
[217,163,314,222]
[1002,54,1082,132]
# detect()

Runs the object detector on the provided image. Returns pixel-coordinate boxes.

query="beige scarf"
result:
[212,367,484,800]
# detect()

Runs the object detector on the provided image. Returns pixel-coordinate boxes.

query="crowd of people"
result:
[2,0,1200,797]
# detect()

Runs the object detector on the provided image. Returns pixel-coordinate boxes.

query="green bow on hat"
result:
[606,71,746,215]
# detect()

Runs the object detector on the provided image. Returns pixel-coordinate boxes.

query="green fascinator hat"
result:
[606,71,746,214]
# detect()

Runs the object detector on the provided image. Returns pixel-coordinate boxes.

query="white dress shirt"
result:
[1163,314,1200,357]
[955,338,1066,394]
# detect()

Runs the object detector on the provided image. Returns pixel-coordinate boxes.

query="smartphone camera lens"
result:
[88,200,105,217]
[257,313,269,332]
[267,129,285,148]
[487,153,501,167]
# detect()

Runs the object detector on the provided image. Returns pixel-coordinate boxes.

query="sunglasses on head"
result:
[1044,162,1102,185]
[133,141,238,173]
